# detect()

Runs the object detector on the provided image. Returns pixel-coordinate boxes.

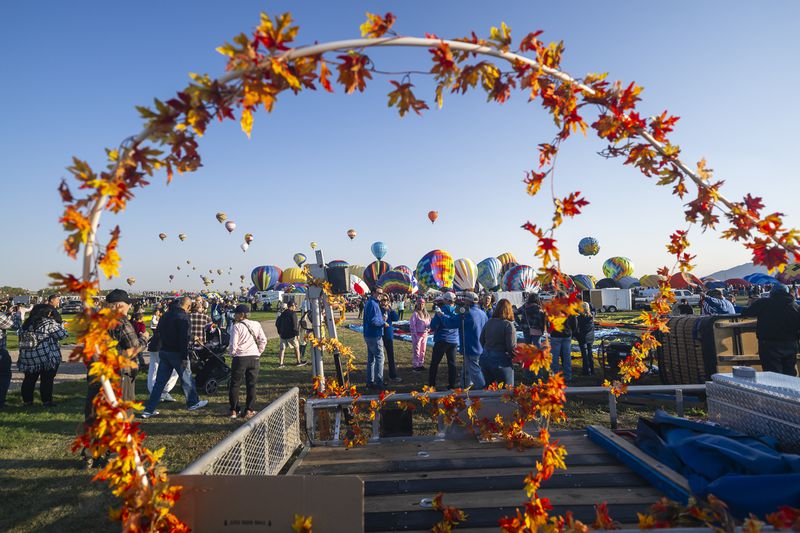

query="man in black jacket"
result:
[276,301,307,367]
[142,296,208,418]
[740,284,800,376]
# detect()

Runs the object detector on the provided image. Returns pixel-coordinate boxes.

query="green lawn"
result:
[0,320,687,532]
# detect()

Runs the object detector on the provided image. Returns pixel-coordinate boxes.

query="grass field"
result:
[0,313,689,532]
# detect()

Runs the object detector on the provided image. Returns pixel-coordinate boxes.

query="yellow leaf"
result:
[241,108,253,138]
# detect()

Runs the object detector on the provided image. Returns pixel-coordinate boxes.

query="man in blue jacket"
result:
[380,296,401,383]
[362,288,387,389]
[428,292,460,389]
[458,292,489,389]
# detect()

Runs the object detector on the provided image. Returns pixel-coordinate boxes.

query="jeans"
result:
[382,335,398,379]
[147,353,178,395]
[144,351,200,412]
[462,353,485,389]
[758,340,799,376]
[229,356,259,413]
[0,348,11,407]
[21,366,59,404]
[429,341,457,389]
[365,336,384,387]
[480,350,514,387]
[550,337,573,382]
[578,342,594,375]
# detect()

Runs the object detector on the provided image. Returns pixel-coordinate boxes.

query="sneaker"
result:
[161,393,176,402]
[43,401,57,407]
[389,376,403,383]
[411,367,423,372]
[278,364,285,368]
[229,411,238,419]
[140,411,159,419]
[296,360,308,367]
[244,410,256,419]
[188,400,208,411]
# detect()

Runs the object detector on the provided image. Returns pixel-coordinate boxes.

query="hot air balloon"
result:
[602,257,634,281]
[477,257,502,291]
[209,269,213,274]
[394,265,413,278]
[578,237,600,257]
[428,211,439,224]
[224,221,236,233]
[178,234,187,241]
[639,274,665,288]
[328,260,349,268]
[617,276,641,290]
[416,250,455,292]
[240,243,249,252]
[453,258,478,291]
[158,233,167,241]
[310,242,318,250]
[177,266,181,270]
[496,252,518,275]
[216,269,223,275]
[571,274,595,291]
[363,261,392,291]
[777,263,800,284]
[347,229,357,240]
[281,267,307,285]
[293,253,307,267]
[251,266,282,291]
[371,241,388,261]
[169,274,174,281]
[501,265,538,292]
[186,260,191,265]
[240,275,245,282]
[377,270,413,295]
[244,233,254,244]
[669,272,705,290]
[349,265,366,279]
[192,266,196,270]
[216,212,227,223]
[274,282,294,292]
[351,275,370,295]
[596,278,620,289]
[126,277,136,286]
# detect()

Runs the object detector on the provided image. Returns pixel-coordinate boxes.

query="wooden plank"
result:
[587,425,690,503]
[355,464,632,481]
[294,452,619,476]
[364,485,662,513]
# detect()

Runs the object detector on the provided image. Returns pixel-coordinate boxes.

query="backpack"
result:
[19,329,39,350]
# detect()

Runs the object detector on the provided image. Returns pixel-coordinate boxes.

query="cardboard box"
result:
[171,474,363,532]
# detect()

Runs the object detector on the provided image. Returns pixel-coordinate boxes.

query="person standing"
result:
[357,297,365,320]
[674,299,694,315]
[740,284,800,376]
[701,289,736,315]
[479,299,517,387]
[575,298,596,376]
[276,301,307,367]
[17,304,67,406]
[380,295,401,383]
[146,309,178,402]
[409,299,430,371]
[46,294,63,324]
[428,293,460,390]
[362,288,387,390]
[458,292,489,389]
[0,310,14,408]
[549,292,577,383]
[142,296,208,418]
[227,304,267,419]
[189,301,211,347]
[518,293,546,345]
[397,298,406,321]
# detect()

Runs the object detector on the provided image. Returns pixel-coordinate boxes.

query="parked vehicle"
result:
[589,288,632,313]
[61,300,84,314]
[634,288,701,308]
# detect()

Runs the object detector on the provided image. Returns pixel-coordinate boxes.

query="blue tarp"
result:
[637,410,800,518]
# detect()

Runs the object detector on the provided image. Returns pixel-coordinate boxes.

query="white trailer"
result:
[589,288,632,313]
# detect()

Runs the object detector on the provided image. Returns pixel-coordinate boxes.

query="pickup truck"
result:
[634,289,701,308]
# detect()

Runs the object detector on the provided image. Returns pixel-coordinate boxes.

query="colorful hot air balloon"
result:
[669,272,705,290]
[477,257,502,290]
[310,242,318,250]
[501,265,539,292]
[602,257,634,281]
[244,233,254,244]
[578,237,600,257]
[178,233,187,241]
[596,278,620,289]
[377,270,413,295]
[428,210,439,224]
[394,265,413,278]
[777,263,800,284]
[416,250,455,292]
[158,233,167,241]
[216,212,227,223]
[126,277,136,286]
[240,243,249,252]
[347,229,357,240]
[349,265,366,279]
[281,267,307,285]
[224,221,236,233]
[328,260,349,268]
[371,241,388,261]
[293,253,307,267]
[363,261,392,291]
[274,282,294,292]
[351,275,370,295]
[639,274,665,288]
[453,258,478,291]
[497,252,518,275]
[617,276,640,290]
[251,265,282,291]
[571,274,595,291]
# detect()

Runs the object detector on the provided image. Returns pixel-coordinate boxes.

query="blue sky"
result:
[1,1,798,291]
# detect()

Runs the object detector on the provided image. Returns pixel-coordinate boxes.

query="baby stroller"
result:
[191,325,231,395]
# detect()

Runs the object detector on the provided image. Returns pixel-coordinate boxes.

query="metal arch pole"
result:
[308,250,326,387]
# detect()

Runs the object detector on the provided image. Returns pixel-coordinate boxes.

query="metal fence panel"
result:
[182,387,300,475]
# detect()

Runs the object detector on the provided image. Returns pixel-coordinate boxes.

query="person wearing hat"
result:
[428,292,460,389]
[142,296,208,418]
[740,283,800,376]
[227,304,267,419]
[362,287,387,389]
[458,291,489,389]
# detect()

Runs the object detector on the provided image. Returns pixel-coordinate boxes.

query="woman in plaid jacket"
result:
[18,304,68,406]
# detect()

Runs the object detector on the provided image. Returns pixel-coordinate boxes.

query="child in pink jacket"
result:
[409,300,431,371]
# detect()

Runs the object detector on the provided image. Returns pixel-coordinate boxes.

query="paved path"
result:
[7,319,278,390]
